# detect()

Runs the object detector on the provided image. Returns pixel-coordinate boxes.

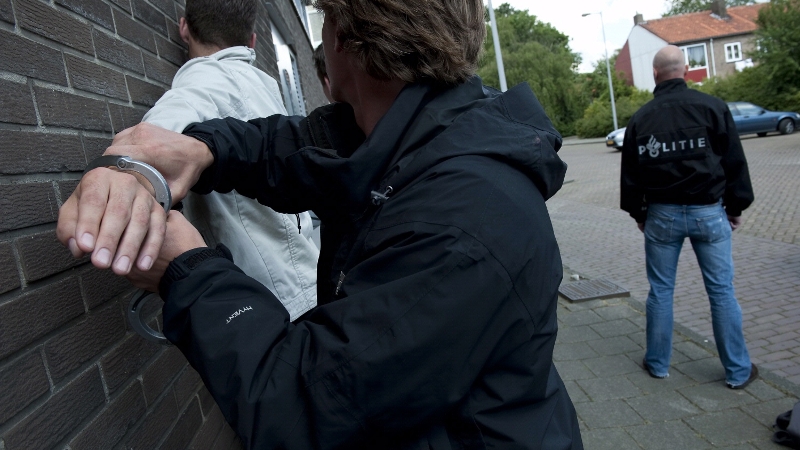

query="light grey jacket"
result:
[142,46,318,320]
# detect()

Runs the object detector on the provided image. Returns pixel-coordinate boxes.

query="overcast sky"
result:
[494,0,766,73]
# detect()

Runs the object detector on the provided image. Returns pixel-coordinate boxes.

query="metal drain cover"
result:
[559,278,630,303]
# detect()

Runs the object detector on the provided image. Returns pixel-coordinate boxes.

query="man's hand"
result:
[728,215,742,231]
[57,168,167,274]
[638,222,645,233]
[126,211,206,292]
[105,122,214,202]
[57,123,214,272]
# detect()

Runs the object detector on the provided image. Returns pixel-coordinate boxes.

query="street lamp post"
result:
[487,0,508,92]
[583,11,618,130]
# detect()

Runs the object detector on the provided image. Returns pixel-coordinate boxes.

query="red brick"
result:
[113,8,156,53]
[0,29,67,85]
[0,183,58,232]
[155,33,186,66]
[16,230,87,282]
[168,11,186,46]
[0,130,85,174]
[188,406,225,450]
[3,367,105,450]
[55,0,112,30]
[0,0,13,23]
[0,277,85,360]
[149,0,176,20]
[82,135,113,162]
[100,331,160,393]
[0,78,37,125]
[0,242,20,294]
[141,346,186,405]
[163,397,204,450]
[44,302,126,382]
[34,87,112,132]
[92,28,144,74]
[65,54,128,101]
[109,102,148,134]
[15,0,93,55]
[58,179,80,204]
[69,381,147,450]
[173,362,203,408]
[126,75,166,106]
[0,351,50,425]
[131,0,167,35]
[143,51,179,85]
[80,265,134,309]
[124,389,179,450]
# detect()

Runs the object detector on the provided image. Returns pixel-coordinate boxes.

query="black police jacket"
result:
[620,78,754,222]
[161,77,583,449]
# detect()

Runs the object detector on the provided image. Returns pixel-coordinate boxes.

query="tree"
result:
[478,4,585,135]
[665,0,755,16]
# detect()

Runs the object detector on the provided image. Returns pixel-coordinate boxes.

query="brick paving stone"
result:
[685,409,772,447]
[587,336,642,356]
[673,358,727,384]
[626,421,711,450]
[580,429,641,450]
[678,384,759,412]
[626,391,702,422]
[575,399,645,429]
[562,380,589,404]
[576,376,642,401]
[554,361,595,382]
[583,354,643,378]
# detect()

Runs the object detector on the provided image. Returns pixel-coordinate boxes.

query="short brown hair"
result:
[313,0,485,85]
[313,43,327,83]
[185,0,256,48]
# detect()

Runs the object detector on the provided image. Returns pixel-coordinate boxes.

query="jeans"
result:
[643,202,752,385]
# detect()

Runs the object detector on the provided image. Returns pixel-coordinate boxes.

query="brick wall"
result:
[0,0,325,449]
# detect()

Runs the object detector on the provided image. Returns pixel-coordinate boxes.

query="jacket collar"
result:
[654,78,688,97]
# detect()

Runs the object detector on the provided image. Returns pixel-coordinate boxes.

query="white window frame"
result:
[725,42,743,62]
[680,43,709,70]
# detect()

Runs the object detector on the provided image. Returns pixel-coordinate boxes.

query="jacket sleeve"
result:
[159,221,527,449]
[183,102,364,214]
[619,121,648,222]
[717,109,754,216]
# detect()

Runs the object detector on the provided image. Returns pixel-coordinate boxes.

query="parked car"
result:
[606,127,626,150]
[727,102,799,137]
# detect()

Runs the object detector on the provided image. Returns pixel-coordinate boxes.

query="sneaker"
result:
[642,358,668,379]
[727,364,759,390]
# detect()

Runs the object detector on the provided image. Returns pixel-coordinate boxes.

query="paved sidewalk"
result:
[556,272,800,449]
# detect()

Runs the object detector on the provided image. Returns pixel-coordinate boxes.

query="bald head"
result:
[653,45,687,84]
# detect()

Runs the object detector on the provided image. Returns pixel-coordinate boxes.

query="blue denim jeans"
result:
[643,202,752,385]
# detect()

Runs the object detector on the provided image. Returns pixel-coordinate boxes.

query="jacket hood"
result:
[303,77,567,215]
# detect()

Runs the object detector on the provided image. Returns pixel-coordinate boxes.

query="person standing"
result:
[621,45,757,389]
[141,0,319,321]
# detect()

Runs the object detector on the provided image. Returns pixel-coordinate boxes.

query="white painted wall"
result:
[627,26,668,92]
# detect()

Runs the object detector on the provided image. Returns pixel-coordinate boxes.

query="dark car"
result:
[727,102,799,137]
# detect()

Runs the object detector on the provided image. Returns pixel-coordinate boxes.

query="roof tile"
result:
[640,4,767,44]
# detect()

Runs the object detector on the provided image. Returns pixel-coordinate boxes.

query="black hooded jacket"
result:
[163,77,582,449]
[620,79,754,222]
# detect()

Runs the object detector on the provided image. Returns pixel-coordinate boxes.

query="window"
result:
[271,22,307,116]
[725,42,742,62]
[307,9,323,48]
[736,103,762,116]
[681,44,707,69]
[292,0,310,33]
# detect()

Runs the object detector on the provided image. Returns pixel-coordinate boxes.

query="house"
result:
[615,0,766,92]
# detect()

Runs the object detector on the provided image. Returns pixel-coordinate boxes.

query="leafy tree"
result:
[478,4,585,135]
[695,0,800,113]
[665,0,756,16]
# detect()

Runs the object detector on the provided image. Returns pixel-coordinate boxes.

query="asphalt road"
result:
[548,132,800,386]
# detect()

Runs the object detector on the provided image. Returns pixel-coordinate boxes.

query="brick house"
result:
[0,0,326,448]
[615,0,767,92]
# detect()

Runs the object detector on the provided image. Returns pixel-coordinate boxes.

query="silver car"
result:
[606,127,626,150]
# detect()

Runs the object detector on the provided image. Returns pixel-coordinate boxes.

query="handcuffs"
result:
[83,156,172,345]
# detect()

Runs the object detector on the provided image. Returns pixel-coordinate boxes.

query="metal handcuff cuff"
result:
[83,156,172,345]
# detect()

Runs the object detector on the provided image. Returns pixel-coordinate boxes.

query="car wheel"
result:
[779,119,795,135]
[757,132,767,137]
